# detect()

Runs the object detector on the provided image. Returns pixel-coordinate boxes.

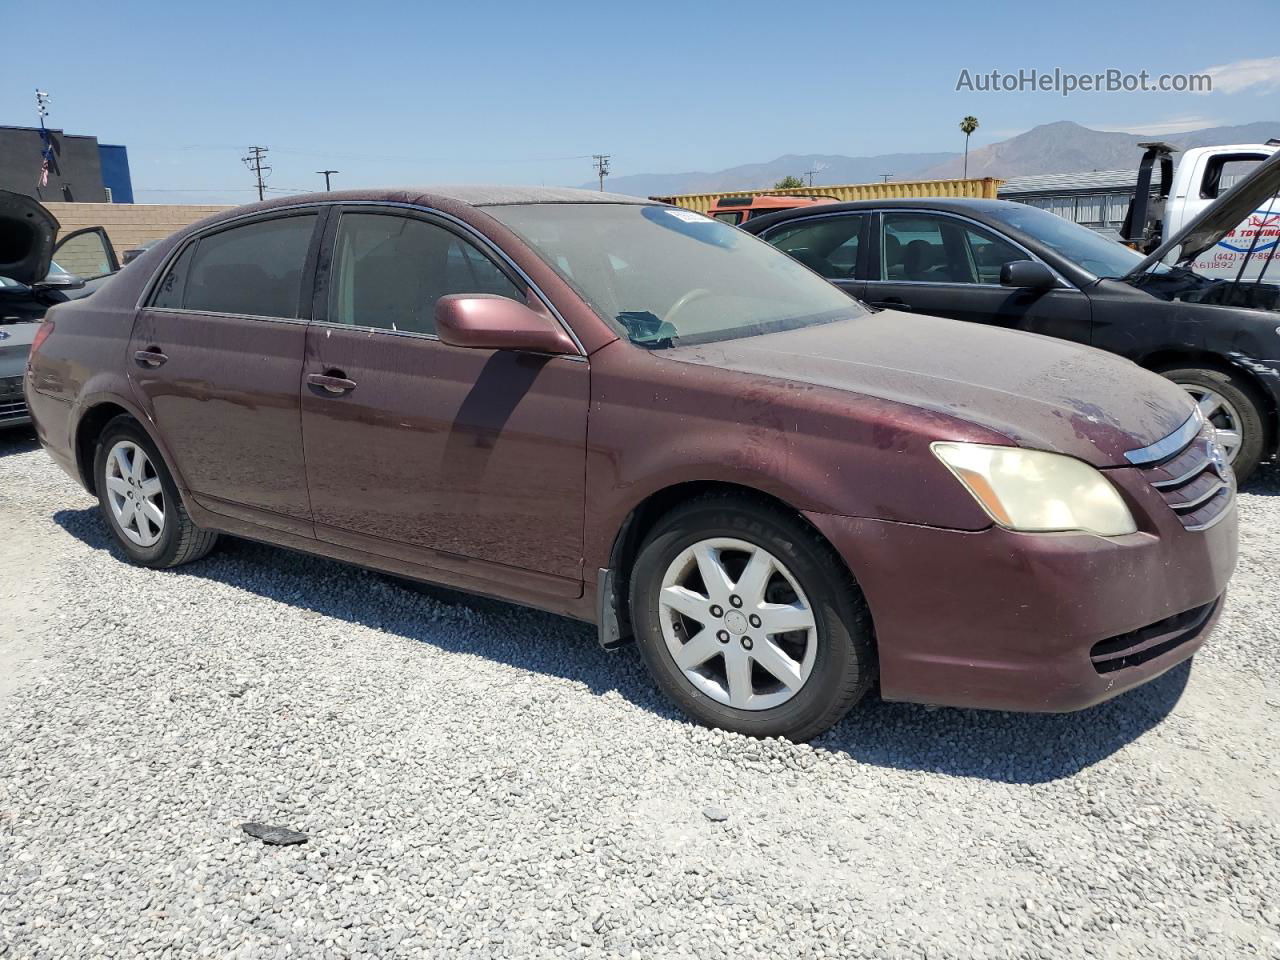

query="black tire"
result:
[628,495,875,742]
[93,415,218,568]
[1158,366,1269,483]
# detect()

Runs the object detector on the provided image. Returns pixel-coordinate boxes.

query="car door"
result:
[759,212,869,301]
[864,210,1092,344]
[51,226,119,281]
[300,207,588,596]
[129,210,322,535]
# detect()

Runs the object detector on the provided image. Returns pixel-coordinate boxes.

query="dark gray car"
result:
[0,191,118,428]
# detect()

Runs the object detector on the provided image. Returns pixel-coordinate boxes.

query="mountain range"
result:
[592,121,1280,197]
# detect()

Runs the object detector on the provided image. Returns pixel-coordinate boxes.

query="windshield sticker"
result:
[666,209,710,224]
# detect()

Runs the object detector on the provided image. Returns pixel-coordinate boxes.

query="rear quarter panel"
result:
[25,255,163,486]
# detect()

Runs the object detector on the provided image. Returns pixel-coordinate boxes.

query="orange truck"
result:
[706,194,834,226]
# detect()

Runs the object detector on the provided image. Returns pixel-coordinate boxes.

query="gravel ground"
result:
[1,428,1278,960]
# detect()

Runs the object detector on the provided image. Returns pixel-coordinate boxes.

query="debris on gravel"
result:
[240,822,309,846]
[1,432,1278,960]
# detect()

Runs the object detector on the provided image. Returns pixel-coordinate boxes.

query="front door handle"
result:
[134,347,168,367]
[307,371,357,395]
[869,299,913,312]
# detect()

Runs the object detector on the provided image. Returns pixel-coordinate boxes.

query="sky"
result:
[4,0,1279,203]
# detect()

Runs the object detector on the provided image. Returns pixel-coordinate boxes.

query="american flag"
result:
[37,127,52,188]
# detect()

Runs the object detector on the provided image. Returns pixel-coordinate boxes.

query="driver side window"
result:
[881,213,1027,284]
[765,214,866,280]
[329,213,524,335]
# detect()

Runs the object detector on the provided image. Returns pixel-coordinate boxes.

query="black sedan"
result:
[744,156,1280,481]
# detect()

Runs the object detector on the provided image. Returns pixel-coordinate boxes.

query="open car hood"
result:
[1125,148,1280,279]
[0,190,59,286]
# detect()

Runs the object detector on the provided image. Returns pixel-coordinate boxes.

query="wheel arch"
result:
[72,398,176,495]
[1137,348,1278,454]
[598,479,864,649]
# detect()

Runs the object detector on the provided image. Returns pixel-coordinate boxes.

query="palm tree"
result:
[960,116,980,178]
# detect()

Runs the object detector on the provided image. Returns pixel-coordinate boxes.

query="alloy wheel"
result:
[1179,384,1243,463]
[658,537,818,711]
[104,440,165,547]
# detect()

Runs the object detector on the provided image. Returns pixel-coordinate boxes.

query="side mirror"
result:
[435,294,578,355]
[999,260,1057,291]
[33,273,86,292]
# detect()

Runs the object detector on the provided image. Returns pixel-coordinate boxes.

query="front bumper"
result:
[806,466,1237,712]
[0,375,30,428]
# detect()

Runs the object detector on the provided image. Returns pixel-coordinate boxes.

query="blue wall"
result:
[98,144,134,204]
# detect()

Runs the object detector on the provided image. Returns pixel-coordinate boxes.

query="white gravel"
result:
[1,429,1278,960]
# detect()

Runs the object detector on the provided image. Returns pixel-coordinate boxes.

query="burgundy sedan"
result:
[21,187,1236,741]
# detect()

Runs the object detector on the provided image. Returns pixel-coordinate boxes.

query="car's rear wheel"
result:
[1159,367,1268,482]
[94,416,218,568]
[628,495,874,741]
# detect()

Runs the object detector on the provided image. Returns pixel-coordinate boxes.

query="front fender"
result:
[582,342,1000,573]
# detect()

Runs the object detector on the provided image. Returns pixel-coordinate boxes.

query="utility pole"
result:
[242,146,271,201]
[880,173,893,183]
[804,167,818,187]
[592,154,611,192]
[317,169,339,191]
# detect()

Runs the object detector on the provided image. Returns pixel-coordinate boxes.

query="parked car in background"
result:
[745,150,1280,481]
[26,187,1235,741]
[1,190,119,428]
[122,242,153,265]
[706,194,834,226]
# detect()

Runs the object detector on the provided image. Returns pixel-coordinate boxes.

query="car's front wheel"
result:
[1159,366,1268,483]
[93,416,218,568]
[628,496,875,741]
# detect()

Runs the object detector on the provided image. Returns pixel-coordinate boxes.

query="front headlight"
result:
[931,442,1137,537]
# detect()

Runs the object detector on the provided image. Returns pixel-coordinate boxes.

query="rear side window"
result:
[150,244,195,309]
[153,215,317,318]
[327,212,523,335]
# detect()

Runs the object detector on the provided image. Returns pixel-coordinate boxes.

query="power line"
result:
[592,154,611,192]
[241,146,271,201]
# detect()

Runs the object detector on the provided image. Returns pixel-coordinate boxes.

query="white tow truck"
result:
[1123,139,1279,281]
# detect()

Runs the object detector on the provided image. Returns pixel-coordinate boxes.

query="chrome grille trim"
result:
[1182,499,1235,532]
[1123,408,1203,465]
[1151,456,1214,489]
[1130,407,1234,532]
[1170,477,1231,512]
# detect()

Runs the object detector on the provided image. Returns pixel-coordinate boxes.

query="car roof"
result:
[225,185,655,213]
[742,196,1024,232]
[162,185,661,248]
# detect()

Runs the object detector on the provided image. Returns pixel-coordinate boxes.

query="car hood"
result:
[0,190,58,286]
[665,310,1194,467]
[1126,148,1280,277]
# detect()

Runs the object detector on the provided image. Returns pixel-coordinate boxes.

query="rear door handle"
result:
[307,371,357,395]
[869,299,913,312]
[134,347,168,367]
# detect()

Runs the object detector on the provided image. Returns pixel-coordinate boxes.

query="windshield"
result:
[487,203,866,348]
[983,204,1153,279]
